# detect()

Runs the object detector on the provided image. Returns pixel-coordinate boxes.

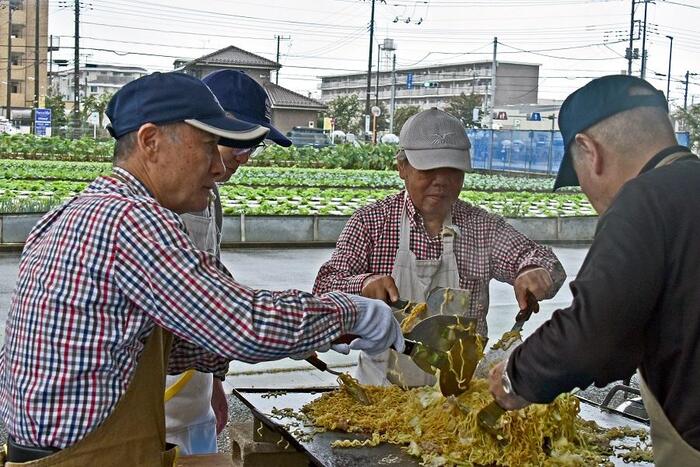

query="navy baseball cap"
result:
[106,72,269,143]
[202,70,292,148]
[554,75,668,190]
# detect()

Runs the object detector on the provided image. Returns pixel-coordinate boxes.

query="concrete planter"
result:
[0,213,598,247]
[505,217,558,242]
[2,214,44,244]
[557,216,598,242]
[243,216,314,243]
[317,216,351,242]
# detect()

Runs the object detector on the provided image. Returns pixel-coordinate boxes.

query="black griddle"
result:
[232,387,652,467]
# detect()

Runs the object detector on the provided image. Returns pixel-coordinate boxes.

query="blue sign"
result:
[527,112,542,121]
[34,108,52,137]
[406,72,414,90]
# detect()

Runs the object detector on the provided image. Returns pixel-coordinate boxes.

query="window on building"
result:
[10,0,24,10]
[10,81,22,94]
[90,86,98,93]
[10,53,22,66]
[10,24,23,39]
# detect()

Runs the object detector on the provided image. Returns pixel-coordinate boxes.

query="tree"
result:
[325,94,363,135]
[674,105,700,151]
[82,92,113,128]
[392,105,421,135]
[445,92,483,128]
[44,92,68,129]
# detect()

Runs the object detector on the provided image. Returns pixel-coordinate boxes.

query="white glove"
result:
[332,295,405,356]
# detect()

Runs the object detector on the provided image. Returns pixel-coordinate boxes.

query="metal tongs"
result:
[476,291,539,442]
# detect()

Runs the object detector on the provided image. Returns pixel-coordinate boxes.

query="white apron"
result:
[356,194,460,387]
[638,373,700,466]
[164,201,219,455]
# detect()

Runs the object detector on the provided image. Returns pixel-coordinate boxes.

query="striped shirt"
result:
[313,191,564,334]
[0,167,356,448]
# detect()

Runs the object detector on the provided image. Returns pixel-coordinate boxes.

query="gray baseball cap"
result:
[399,108,472,171]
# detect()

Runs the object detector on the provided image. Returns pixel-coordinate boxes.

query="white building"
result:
[51,64,148,102]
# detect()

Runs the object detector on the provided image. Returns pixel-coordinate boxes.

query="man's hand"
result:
[361,275,400,303]
[487,360,530,411]
[514,267,552,311]
[333,295,405,356]
[211,377,228,435]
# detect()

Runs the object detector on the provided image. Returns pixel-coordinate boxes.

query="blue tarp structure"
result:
[467,129,690,175]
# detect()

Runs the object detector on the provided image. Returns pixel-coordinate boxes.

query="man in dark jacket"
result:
[487,74,700,467]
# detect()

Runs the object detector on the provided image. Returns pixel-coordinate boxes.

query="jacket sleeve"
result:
[313,212,377,295]
[490,216,566,298]
[508,182,664,403]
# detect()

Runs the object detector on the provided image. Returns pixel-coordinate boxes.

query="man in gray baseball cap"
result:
[314,108,564,388]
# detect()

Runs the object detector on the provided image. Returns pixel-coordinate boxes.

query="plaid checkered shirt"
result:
[313,191,565,334]
[0,167,357,449]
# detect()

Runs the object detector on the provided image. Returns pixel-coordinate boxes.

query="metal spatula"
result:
[305,355,371,405]
[474,291,538,379]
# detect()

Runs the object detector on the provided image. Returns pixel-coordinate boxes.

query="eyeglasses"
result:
[231,141,267,159]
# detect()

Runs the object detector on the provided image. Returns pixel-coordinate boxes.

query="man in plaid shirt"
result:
[0,72,404,463]
[314,109,565,387]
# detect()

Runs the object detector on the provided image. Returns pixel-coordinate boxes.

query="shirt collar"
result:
[111,167,156,199]
[639,145,693,175]
[402,190,459,239]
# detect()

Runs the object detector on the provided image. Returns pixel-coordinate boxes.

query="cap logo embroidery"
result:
[431,132,454,145]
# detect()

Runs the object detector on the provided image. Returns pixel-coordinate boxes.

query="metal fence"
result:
[467,129,691,175]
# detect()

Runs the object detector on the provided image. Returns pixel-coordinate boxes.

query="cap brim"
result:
[265,125,292,147]
[404,148,470,171]
[185,116,269,143]
[553,149,579,191]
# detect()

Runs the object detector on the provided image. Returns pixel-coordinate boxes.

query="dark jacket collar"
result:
[639,145,694,175]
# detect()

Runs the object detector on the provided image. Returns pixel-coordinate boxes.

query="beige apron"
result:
[634,150,700,467]
[638,373,700,467]
[356,194,460,387]
[4,327,177,466]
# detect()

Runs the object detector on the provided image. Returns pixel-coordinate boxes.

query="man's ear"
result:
[573,133,604,175]
[136,123,161,163]
[397,158,408,180]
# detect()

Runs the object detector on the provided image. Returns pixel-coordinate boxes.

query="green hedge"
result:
[0,134,401,169]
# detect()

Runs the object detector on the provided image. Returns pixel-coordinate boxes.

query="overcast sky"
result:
[48,0,700,108]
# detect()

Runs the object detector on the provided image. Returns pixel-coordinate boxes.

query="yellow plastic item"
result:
[164,369,195,402]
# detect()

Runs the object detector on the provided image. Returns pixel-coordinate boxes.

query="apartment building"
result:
[0,0,49,119]
[320,60,540,110]
[51,64,148,102]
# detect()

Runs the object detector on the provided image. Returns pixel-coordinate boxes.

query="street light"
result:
[666,35,673,101]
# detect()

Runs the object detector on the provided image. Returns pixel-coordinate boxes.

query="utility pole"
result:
[364,0,377,137]
[490,37,497,128]
[627,0,635,75]
[389,52,396,134]
[375,43,381,107]
[640,0,649,79]
[73,0,80,135]
[666,35,673,101]
[33,0,39,111]
[684,71,690,110]
[6,0,13,119]
[274,34,290,85]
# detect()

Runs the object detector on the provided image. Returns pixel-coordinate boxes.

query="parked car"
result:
[286,127,332,149]
[0,118,18,135]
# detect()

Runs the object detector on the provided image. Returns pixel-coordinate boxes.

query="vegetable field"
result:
[0,159,594,217]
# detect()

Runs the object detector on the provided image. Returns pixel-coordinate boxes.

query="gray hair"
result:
[396,149,407,162]
[113,122,184,164]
